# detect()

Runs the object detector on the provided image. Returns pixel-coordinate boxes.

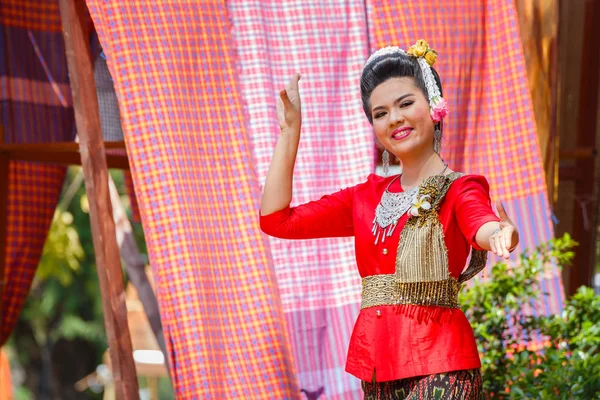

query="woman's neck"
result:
[399,151,446,190]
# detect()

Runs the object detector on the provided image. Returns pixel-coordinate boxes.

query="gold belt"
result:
[360,274,462,309]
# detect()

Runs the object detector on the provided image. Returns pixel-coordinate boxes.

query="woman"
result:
[260,40,519,399]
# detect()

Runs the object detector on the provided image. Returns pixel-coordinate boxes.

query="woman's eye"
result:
[400,101,413,108]
[374,112,386,119]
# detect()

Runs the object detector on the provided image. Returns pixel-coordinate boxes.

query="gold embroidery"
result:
[394,218,449,282]
[394,173,463,283]
[361,274,462,309]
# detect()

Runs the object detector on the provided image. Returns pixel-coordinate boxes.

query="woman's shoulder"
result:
[444,173,493,206]
[448,173,491,190]
[361,172,400,189]
[349,173,396,198]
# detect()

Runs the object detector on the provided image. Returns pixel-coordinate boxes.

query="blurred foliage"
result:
[8,167,155,399]
[461,234,600,399]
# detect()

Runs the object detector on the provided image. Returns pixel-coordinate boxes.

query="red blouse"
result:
[259,173,499,382]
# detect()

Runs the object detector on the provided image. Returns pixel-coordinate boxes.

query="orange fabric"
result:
[0,348,13,400]
[85,1,299,397]
[260,173,499,381]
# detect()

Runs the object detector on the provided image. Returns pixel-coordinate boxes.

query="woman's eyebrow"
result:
[371,93,415,113]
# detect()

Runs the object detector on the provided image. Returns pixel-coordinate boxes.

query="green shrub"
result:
[460,234,600,399]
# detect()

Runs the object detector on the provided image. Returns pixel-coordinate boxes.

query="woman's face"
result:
[369,77,435,160]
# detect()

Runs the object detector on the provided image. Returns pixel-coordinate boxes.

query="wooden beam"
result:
[0,141,125,153]
[1,149,129,170]
[0,126,9,343]
[58,0,139,398]
[569,0,600,295]
[559,147,597,160]
[0,142,129,168]
[559,166,585,182]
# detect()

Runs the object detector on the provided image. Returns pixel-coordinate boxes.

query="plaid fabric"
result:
[85,1,299,398]
[0,0,63,32]
[228,1,373,398]
[0,0,73,345]
[1,163,65,345]
[367,0,564,316]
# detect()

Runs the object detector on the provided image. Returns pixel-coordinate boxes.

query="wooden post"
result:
[0,126,9,340]
[569,0,600,294]
[109,178,169,369]
[58,0,139,398]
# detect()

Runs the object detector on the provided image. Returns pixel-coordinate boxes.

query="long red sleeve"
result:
[453,175,500,250]
[259,178,369,239]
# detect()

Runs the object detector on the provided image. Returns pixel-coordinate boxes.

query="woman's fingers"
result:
[500,234,510,258]
[279,73,302,111]
[496,199,514,225]
[276,73,302,131]
[275,94,286,130]
[493,234,506,259]
[503,225,512,249]
[490,228,511,259]
[489,232,498,255]
[287,72,301,91]
[279,88,293,110]
[283,73,301,104]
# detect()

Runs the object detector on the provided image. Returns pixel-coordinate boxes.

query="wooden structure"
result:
[555,0,600,295]
[58,0,138,397]
[514,0,600,295]
[0,0,139,398]
[75,268,169,399]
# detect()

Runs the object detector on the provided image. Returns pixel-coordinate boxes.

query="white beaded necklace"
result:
[372,164,448,245]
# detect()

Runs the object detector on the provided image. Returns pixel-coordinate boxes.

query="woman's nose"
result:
[389,110,404,126]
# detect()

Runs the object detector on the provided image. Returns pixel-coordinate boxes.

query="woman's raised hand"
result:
[489,199,520,259]
[261,73,303,215]
[276,73,302,133]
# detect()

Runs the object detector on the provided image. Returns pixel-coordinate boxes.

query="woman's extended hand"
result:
[490,199,520,259]
[276,73,302,132]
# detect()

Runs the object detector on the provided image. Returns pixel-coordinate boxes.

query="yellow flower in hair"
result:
[424,50,437,66]
[407,39,430,57]
[408,44,427,57]
[415,39,429,48]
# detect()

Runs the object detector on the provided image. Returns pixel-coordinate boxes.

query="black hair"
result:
[360,53,443,125]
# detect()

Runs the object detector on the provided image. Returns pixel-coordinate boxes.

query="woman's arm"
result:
[454,175,519,259]
[475,200,519,259]
[259,185,359,239]
[259,73,363,239]
[260,73,302,216]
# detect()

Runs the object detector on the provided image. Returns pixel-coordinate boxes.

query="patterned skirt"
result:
[361,369,484,400]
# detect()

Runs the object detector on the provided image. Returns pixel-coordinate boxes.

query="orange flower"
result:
[407,39,429,57]
[424,50,437,66]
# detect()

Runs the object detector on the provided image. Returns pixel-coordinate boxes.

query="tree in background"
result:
[8,167,149,400]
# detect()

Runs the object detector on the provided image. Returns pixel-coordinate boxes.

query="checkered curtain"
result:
[367,0,564,315]
[0,0,73,345]
[85,1,299,398]
[228,2,374,398]
[0,0,559,397]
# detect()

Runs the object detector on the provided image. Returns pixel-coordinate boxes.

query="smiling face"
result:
[369,77,435,161]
